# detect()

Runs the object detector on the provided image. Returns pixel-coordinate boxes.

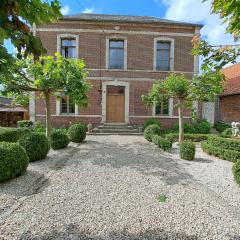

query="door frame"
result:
[102,80,129,124]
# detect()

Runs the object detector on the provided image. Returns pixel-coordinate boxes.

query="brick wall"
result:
[219,94,240,123]
[34,19,197,128]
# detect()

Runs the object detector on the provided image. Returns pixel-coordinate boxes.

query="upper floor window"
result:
[109,40,125,69]
[156,41,171,71]
[155,96,169,116]
[61,39,76,58]
[61,96,75,114]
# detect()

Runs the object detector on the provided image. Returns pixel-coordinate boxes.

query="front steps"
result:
[90,123,143,135]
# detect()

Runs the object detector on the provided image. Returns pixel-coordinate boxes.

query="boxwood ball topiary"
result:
[19,132,49,162]
[180,141,196,161]
[144,124,161,142]
[68,124,86,143]
[233,160,240,186]
[50,130,69,150]
[0,142,29,182]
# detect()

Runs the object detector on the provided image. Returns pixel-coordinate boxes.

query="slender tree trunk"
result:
[44,91,52,138]
[178,99,184,143]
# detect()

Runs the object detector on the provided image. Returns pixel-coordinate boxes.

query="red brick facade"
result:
[32,14,200,128]
[219,64,240,123]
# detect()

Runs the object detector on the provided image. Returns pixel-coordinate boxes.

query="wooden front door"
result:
[106,86,125,123]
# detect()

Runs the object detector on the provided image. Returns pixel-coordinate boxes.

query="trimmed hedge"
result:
[180,141,196,160]
[68,124,86,143]
[214,121,231,133]
[19,132,49,162]
[201,141,240,163]
[233,160,240,186]
[152,135,172,151]
[144,124,161,142]
[0,128,20,142]
[17,120,33,128]
[220,128,232,138]
[0,142,29,182]
[207,135,240,152]
[143,119,161,130]
[50,130,69,150]
[165,133,210,143]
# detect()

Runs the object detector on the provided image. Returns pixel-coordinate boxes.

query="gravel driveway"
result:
[0,135,240,240]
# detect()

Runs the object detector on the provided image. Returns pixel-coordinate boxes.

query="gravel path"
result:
[0,135,240,240]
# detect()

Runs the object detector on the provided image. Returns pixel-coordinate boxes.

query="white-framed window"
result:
[106,37,127,70]
[57,34,79,59]
[61,38,76,58]
[60,96,75,114]
[155,96,170,116]
[154,37,174,71]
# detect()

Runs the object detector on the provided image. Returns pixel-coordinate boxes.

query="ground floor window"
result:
[61,96,75,114]
[155,96,169,116]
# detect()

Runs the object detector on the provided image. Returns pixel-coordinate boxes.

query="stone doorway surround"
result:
[102,80,130,124]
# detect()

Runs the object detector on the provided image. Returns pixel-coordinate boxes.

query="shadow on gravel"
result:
[0,170,49,198]
[193,158,213,163]
[19,223,199,240]
[80,139,194,186]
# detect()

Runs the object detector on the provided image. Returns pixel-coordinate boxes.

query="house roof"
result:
[0,96,27,112]
[61,13,203,28]
[222,63,240,96]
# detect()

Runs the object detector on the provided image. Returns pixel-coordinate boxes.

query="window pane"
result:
[109,40,124,69]
[69,98,75,114]
[155,97,169,115]
[61,98,68,114]
[156,41,171,71]
[110,40,124,48]
[157,42,170,50]
[61,39,76,47]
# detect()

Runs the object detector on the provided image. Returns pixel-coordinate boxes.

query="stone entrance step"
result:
[91,123,143,135]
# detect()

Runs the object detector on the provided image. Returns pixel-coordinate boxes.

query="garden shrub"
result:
[233,160,240,186]
[180,141,196,160]
[192,120,211,134]
[19,132,49,162]
[152,135,172,151]
[165,133,209,143]
[17,120,33,129]
[143,119,161,130]
[68,123,86,143]
[50,130,69,150]
[201,141,240,163]
[0,142,29,182]
[144,124,161,142]
[34,121,45,133]
[214,121,231,133]
[220,128,232,138]
[207,135,240,152]
[0,127,21,142]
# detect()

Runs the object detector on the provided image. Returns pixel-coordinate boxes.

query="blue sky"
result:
[5,0,236,55]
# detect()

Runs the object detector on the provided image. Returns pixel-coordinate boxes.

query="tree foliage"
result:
[207,0,240,36]
[0,53,90,137]
[0,0,61,63]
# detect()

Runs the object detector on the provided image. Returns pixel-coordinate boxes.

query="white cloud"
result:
[161,0,235,46]
[61,5,70,15]
[82,7,95,14]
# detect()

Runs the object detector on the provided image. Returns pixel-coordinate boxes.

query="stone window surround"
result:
[102,80,130,123]
[152,98,173,117]
[56,96,79,116]
[153,37,175,71]
[106,36,128,70]
[57,33,79,58]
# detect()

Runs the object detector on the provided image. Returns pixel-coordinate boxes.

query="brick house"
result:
[217,64,240,123]
[30,13,202,128]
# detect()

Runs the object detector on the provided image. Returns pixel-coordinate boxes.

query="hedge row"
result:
[144,124,161,142]
[180,141,196,160]
[165,133,210,143]
[0,127,31,142]
[152,135,172,151]
[233,160,240,186]
[201,141,240,163]
[207,135,240,152]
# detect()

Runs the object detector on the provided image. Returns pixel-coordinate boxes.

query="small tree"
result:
[142,74,190,143]
[0,53,90,137]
